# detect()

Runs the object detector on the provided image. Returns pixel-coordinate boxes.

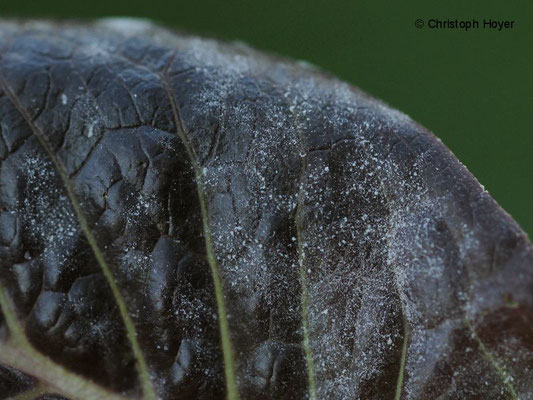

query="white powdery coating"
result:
[2,19,528,398]
[19,152,79,268]
[163,33,429,396]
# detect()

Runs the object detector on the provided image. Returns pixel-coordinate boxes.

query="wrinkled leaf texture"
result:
[0,18,531,400]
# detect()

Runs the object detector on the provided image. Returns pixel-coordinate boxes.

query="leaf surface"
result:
[0,18,531,400]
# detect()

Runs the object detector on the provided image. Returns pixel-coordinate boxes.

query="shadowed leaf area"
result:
[0,18,531,400]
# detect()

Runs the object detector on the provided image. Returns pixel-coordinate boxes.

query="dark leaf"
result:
[0,18,531,400]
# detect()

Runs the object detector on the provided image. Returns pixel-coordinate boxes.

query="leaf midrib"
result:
[159,56,239,400]
[0,70,157,400]
[0,287,129,400]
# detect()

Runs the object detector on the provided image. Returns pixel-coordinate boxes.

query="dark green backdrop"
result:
[1,0,531,235]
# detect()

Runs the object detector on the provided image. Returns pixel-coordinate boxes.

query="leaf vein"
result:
[0,70,157,400]
[159,53,240,400]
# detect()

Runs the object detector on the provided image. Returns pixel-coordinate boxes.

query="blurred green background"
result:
[1,0,531,236]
